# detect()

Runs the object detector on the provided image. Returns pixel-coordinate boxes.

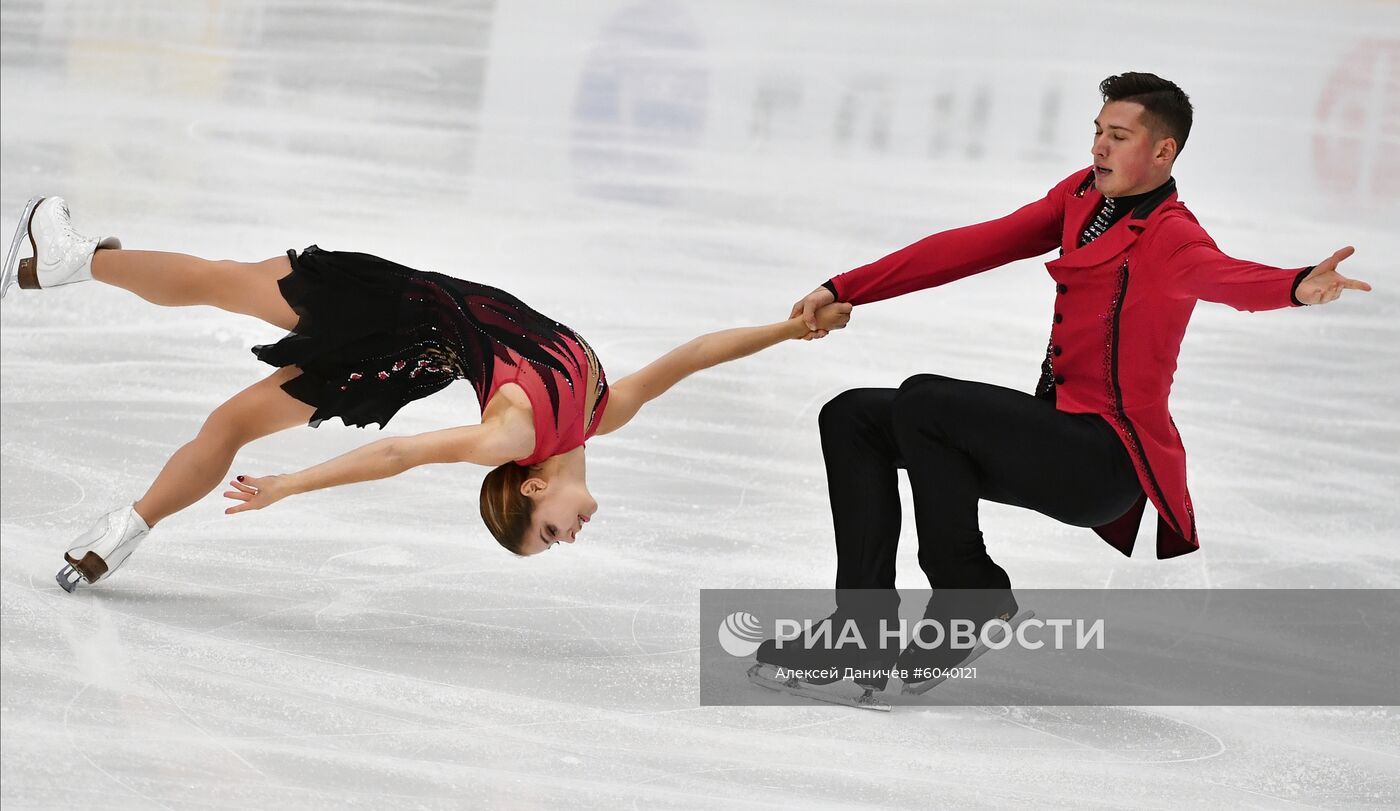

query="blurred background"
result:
[3,1,1397,807]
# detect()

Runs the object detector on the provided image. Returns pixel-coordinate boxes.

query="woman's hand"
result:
[223,474,295,514]
[812,302,853,333]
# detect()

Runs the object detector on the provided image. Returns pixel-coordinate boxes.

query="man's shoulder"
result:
[1149,201,1203,232]
[1143,199,1216,252]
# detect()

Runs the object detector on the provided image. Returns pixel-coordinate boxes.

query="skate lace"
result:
[43,202,95,266]
[57,202,80,240]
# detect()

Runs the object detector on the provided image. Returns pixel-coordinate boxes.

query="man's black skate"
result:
[898,589,1033,695]
[748,640,892,711]
[747,594,901,711]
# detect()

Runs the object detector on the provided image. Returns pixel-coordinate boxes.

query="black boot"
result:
[897,588,1021,693]
[754,589,902,689]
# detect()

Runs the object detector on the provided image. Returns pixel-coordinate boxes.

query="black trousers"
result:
[820,374,1142,590]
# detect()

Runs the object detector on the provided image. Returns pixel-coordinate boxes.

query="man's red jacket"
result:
[828,168,1308,558]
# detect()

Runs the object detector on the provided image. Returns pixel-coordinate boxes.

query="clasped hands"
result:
[791,286,846,340]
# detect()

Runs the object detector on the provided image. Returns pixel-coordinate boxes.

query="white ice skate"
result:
[55,505,151,593]
[1,196,121,299]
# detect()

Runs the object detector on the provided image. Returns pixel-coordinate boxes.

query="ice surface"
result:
[3,0,1398,807]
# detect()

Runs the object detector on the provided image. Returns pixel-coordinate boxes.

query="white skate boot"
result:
[55,505,151,593]
[1,196,121,299]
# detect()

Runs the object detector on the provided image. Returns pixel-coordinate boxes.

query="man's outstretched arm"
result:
[1159,218,1372,310]
[791,169,1086,333]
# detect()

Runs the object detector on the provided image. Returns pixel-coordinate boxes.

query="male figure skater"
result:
[767,73,1370,698]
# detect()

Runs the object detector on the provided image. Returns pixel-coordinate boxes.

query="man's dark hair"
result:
[1100,72,1193,156]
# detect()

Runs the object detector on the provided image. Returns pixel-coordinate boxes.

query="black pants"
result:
[820,374,1142,590]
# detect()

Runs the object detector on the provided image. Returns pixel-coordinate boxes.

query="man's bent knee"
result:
[892,374,984,443]
[896,373,958,397]
[894,373,955,418]
[819,388,893,436]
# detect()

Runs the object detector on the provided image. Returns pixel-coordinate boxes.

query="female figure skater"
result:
[1,197,851,592]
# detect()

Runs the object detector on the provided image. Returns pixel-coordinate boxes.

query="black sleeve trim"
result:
[1290,267,1313,307]
[821,279,839,300]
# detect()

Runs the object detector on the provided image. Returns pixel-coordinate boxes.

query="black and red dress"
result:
[253,246,609,466]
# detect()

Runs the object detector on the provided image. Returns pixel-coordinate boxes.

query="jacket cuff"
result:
[1289,267,1313,307]
[821,279,839,300]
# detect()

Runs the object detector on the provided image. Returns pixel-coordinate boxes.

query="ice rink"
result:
[3,0,1398,807]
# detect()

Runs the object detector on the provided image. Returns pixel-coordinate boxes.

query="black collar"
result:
[1124,177,1176,220]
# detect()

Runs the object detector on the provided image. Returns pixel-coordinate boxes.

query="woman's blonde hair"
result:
[480,462,536,555]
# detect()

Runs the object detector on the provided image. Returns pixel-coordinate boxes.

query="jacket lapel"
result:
[1053,221,1141,268]
[1052,178,1179,269]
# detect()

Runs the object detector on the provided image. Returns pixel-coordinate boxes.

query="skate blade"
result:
[55,564,83,593]
[1,196,43,299]
[901,609,1036,696]
[747,663,891,712]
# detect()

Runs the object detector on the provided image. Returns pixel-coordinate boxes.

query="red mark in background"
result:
[1314,40,1400,200]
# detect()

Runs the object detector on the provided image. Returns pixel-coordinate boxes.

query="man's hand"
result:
[1296,247,1372,305]
[223,474,295,514]
[813,302,853,333]
[789,286,837,340]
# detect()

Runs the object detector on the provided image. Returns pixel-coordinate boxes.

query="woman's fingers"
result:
[224,492,263,514]
[230,477,262,493]
[222,475,278,515]
[224,478,262,502]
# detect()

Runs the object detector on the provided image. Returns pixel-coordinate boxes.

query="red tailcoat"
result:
[829,168,1307,558]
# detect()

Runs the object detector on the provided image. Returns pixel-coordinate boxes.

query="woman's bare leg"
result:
[91,250,299,331]
[134,365,314,526]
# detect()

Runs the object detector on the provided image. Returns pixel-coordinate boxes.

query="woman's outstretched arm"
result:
[222,423,530,513]
[596,302,852,436]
